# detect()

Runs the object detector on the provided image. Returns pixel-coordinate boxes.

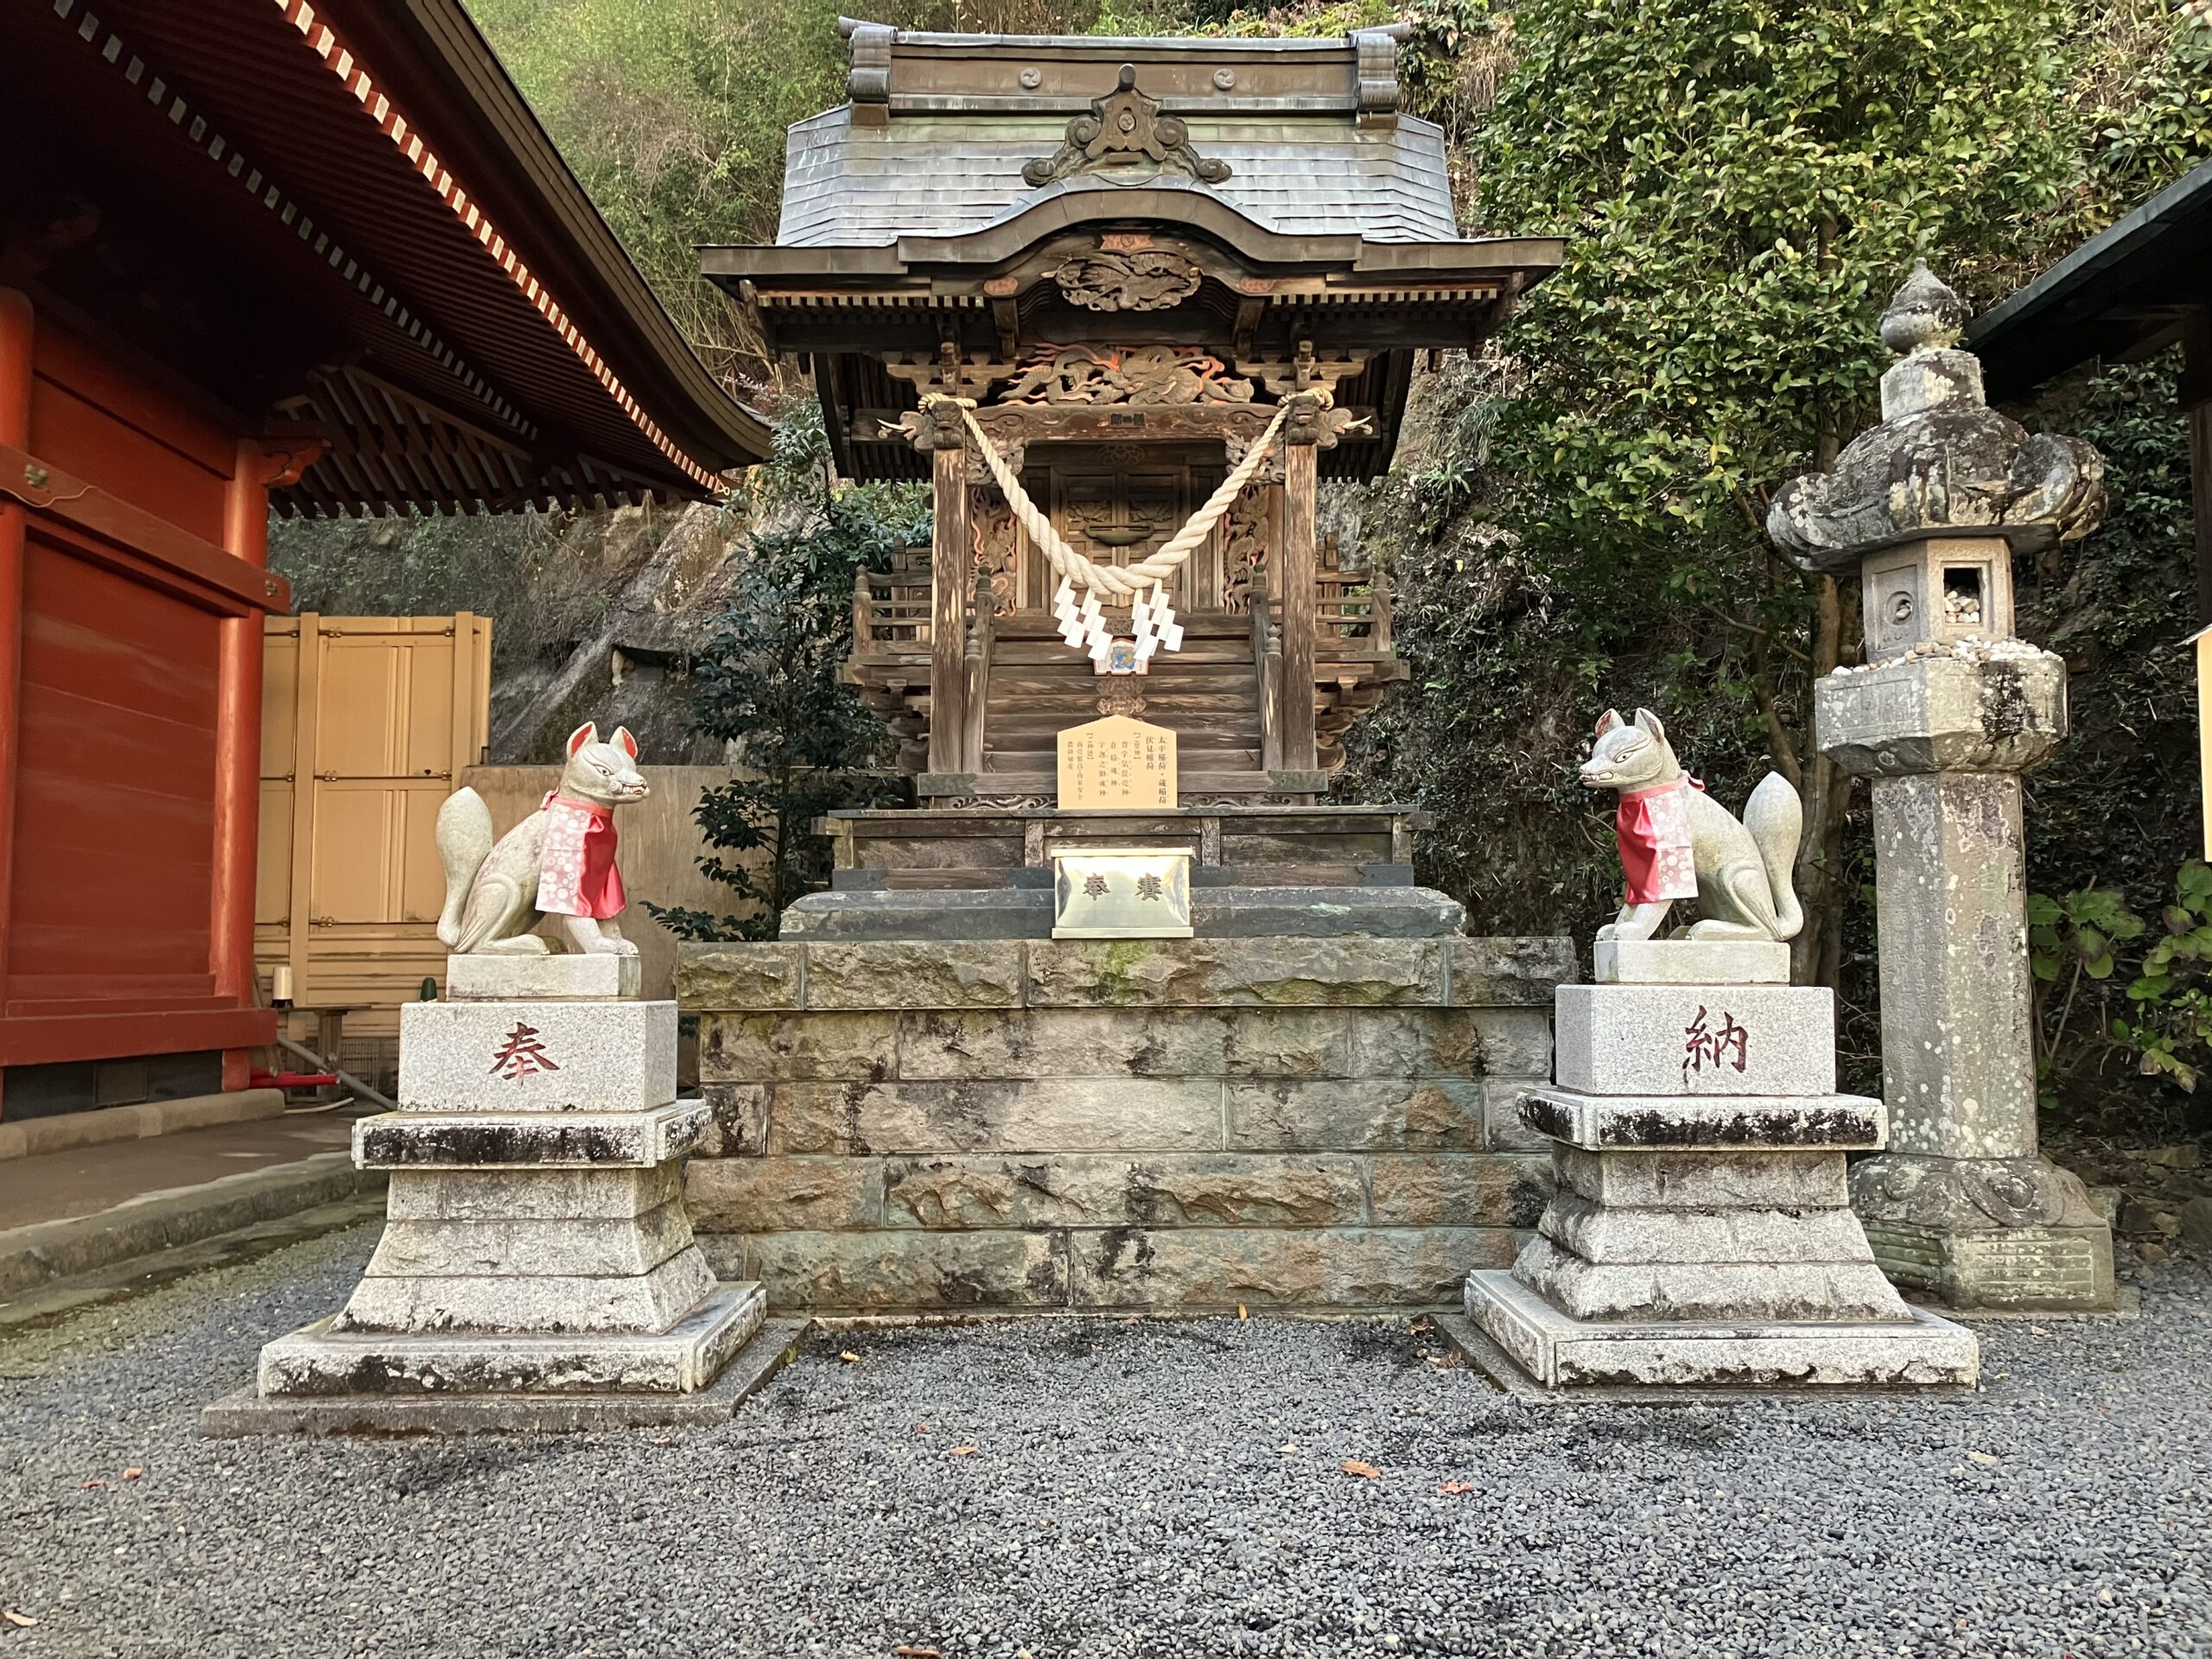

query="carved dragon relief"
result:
[969,487,1020,616]
[1001,345,1253,406]
[1021,64,1232,188]
[1221,488,1269,613]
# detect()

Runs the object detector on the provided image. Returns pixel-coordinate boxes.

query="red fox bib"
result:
[536,792,626,919]
[1615,779,1699,906]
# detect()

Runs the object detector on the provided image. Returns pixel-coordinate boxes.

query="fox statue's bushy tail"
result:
[1743,772,1804,944]
[435,788,496,950]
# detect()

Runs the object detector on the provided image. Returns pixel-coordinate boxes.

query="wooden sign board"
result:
[1056,715,1178,810]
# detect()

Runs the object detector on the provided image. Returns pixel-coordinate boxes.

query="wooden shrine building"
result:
[707,23,1560,808]
[681,26,1580,1315]
[0,0,765,1121]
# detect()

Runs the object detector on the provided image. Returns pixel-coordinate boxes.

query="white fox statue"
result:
[435,721,649,957]
[1580,707,1804,944]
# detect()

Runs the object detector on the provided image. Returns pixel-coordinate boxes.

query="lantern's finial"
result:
[1878,258,1969,357]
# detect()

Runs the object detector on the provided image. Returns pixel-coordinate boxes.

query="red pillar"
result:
[0,291,31,1117]
[212,444,273,1090]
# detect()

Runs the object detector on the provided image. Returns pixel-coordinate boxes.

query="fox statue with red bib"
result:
[435,721,648,957]
[1581,707,1802,945]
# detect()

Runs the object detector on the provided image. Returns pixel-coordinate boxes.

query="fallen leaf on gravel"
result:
[1341,1459,1381,1479]
[893,1646,941,1656]
[80,1479,107,1490]
[1408,1320,1434,1335]
[950,1446,979,1456]
[1439,1481,1476,1496]
[914,1423,929,1433]
[123,1468,143,1481]
[1967,1451,2000,1466]
[650,1437,671,1446]
[839,1351,861,1363]
[1277,1441,1300,1454]
[3,1611,37,1627]
[1237,1304,1248,1320]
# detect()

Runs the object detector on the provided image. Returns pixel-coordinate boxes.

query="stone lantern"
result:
[1767,262,2116,1311]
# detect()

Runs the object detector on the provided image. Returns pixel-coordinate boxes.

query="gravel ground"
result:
[0,1224,2207,1659]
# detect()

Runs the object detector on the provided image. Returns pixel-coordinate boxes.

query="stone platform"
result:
[1464,964,1978,1391]
[1458,1275,1975,1389]
[203,1315,810,1437]
[213,960,772,1433]
[678,933,1573,1314]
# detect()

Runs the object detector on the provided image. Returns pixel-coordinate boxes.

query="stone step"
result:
[1505,1234,1914,1325]
[353,1101,709,1170]
[1463,1269,1979,1389]
[1516,1088,1884,1152]
[334,1240,718,1335]
[254,1281,769,1396]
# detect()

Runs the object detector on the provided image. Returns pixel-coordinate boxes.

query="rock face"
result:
[242,955,766,1415]
[1464,941,1979,1390]
[679,934,1573,1313]
[1779,264,2114,1311]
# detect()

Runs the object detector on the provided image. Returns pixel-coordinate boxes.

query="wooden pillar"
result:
[283,613,321,1034]
[2188,315,2212,625]
[0,291,30,1116]
[929,439,969,778]
[2193,403,2212,624]
[1280,418,1319,774]
[213,443,276,1090]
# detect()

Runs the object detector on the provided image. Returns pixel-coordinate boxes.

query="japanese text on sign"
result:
[1056,715,1178,810]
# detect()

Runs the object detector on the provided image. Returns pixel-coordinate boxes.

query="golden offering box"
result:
[1049,848,1195,939]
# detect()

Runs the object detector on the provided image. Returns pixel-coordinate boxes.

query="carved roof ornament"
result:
[1054,246,1203,311]
[1767,261,2107,570]
[1020,64,1233,189]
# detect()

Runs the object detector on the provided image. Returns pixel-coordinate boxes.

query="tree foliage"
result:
[646,413,928,941]
[467,0,1105,384]
[1427,0,2082,985]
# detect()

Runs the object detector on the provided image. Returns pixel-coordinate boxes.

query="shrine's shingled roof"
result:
[772,24,1461,250]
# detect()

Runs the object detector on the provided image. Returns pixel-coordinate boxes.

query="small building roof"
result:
[775,27,1458,248]
[4,0,771,513]
[705,22,1559,483]
[1970,156,2212,397]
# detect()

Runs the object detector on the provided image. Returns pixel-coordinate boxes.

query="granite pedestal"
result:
[206,956,782,1434]
[1464,950,1977,1390]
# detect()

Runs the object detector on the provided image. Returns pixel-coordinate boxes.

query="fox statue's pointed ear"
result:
[612,726,639,760]
[566,721,599,759]
[1633,708,1667,744]
[1594,709,1623,736]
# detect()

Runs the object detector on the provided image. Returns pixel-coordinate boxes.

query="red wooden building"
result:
[0,0,766,1119]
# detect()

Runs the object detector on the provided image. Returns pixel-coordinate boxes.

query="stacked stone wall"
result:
[678,936,1572,1313]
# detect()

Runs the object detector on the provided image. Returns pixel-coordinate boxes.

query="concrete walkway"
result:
[0,1109,383,1306]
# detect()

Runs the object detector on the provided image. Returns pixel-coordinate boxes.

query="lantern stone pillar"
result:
[1768,263,2115,1310]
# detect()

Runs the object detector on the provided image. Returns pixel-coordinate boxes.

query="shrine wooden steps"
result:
[980,613,1265,787]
